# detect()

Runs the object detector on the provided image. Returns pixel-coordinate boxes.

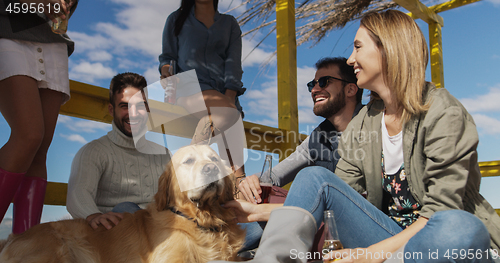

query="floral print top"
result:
[381,153,421,229]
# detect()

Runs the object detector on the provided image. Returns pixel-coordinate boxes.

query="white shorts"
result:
[0,38,70,104]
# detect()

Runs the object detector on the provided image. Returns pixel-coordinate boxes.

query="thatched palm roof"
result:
[234,0,437,48]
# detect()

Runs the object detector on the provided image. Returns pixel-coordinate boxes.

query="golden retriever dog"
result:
[0,144,245,263]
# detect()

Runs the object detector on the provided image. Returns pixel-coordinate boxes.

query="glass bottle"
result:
[258,154,273,203]
[164,60,176,104]
[323,210,343,261]
[51,0,75,34]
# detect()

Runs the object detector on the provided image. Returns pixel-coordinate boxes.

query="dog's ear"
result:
[154,161,173,211]
[222,172,236,202]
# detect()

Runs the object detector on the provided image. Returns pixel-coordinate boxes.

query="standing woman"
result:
[210,10,500,263]
[0,0,77,234]
[159,0,246,178]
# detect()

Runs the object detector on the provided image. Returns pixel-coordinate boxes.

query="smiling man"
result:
[66,72,171,230]
[238,57,363,203]
[237,57,363,251]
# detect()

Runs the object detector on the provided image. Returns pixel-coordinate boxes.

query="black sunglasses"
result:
[307,76,352,92]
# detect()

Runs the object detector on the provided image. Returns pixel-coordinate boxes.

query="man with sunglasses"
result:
[237,57,363,251]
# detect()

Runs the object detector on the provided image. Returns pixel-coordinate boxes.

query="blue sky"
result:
[1,0,500,225]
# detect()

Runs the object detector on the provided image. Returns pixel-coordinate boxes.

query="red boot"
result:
[12,176,47,234]
[0,167,25,223]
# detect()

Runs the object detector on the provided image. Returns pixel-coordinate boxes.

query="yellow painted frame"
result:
[400,0,482,88]
[276,0,300,161]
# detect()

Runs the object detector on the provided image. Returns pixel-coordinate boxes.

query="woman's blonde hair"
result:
[360,10,430,123]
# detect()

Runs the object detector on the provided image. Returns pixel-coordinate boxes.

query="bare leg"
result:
[186,90,246,178]
[0,75,45,223]
[25,88,64,180]
[7,85,63,233]
[13,88,63,233]
[0,76,45,173]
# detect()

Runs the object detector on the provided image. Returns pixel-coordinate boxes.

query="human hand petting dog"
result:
[86,212,124,230]
[224,199,282,223]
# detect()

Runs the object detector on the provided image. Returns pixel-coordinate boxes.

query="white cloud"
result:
[244,65,321,125]
[472,114,500,135]
[459,85,500,135]
[242,37,276,68]
[68,31,112,54]
[69,62,117,83]
[87,51,113,62]
[68,0,271,81]
[91,0,179,58]
[460,86,500,112]
[60,134,88,144]
[58,116,111,133]
[144,67,161,86]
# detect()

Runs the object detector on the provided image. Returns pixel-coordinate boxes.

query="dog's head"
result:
[154,144,235,212]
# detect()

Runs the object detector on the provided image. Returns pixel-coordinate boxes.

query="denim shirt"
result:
[159,8,245,98]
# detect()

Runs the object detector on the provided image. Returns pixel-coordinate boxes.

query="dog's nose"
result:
[202,163,219,177]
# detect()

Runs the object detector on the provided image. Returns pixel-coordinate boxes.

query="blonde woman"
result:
[211,10,500,263]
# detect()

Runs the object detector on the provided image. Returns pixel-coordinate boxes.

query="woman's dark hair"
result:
[174,0,219,36]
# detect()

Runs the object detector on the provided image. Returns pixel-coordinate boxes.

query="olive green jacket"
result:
[335,83,500,250]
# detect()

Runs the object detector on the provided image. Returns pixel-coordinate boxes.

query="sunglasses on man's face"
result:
[307,76,351,92]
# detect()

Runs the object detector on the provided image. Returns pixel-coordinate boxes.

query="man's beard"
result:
[313,88,346,119]
[114,116,133,137]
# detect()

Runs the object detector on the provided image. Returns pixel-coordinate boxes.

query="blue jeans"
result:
[111,202,142,213]
[240,222,264,251]
[282,166,493,262]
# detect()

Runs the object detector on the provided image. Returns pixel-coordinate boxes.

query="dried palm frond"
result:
[234,0,437,47]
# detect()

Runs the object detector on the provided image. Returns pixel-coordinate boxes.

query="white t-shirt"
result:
[381,113,403,174]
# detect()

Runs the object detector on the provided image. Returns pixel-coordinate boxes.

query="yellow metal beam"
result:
[397,0,444,26]
[400,0,445,88]
[60,80,113,123]
[60,81,306,154]
[479,161,500,177]
[429,0,482,14]
[276,0,299,161]
[429,22,445,88]
[44,182,67,206]
[404,0,482,88]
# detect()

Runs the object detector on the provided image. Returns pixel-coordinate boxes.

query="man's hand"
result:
[86,212,124,230]
[237,174,262,204]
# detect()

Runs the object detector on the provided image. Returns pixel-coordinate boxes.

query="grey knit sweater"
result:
[66,122,171,219]
[0,0,78,55]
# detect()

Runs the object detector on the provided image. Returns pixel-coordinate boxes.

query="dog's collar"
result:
[169,207,221,232]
